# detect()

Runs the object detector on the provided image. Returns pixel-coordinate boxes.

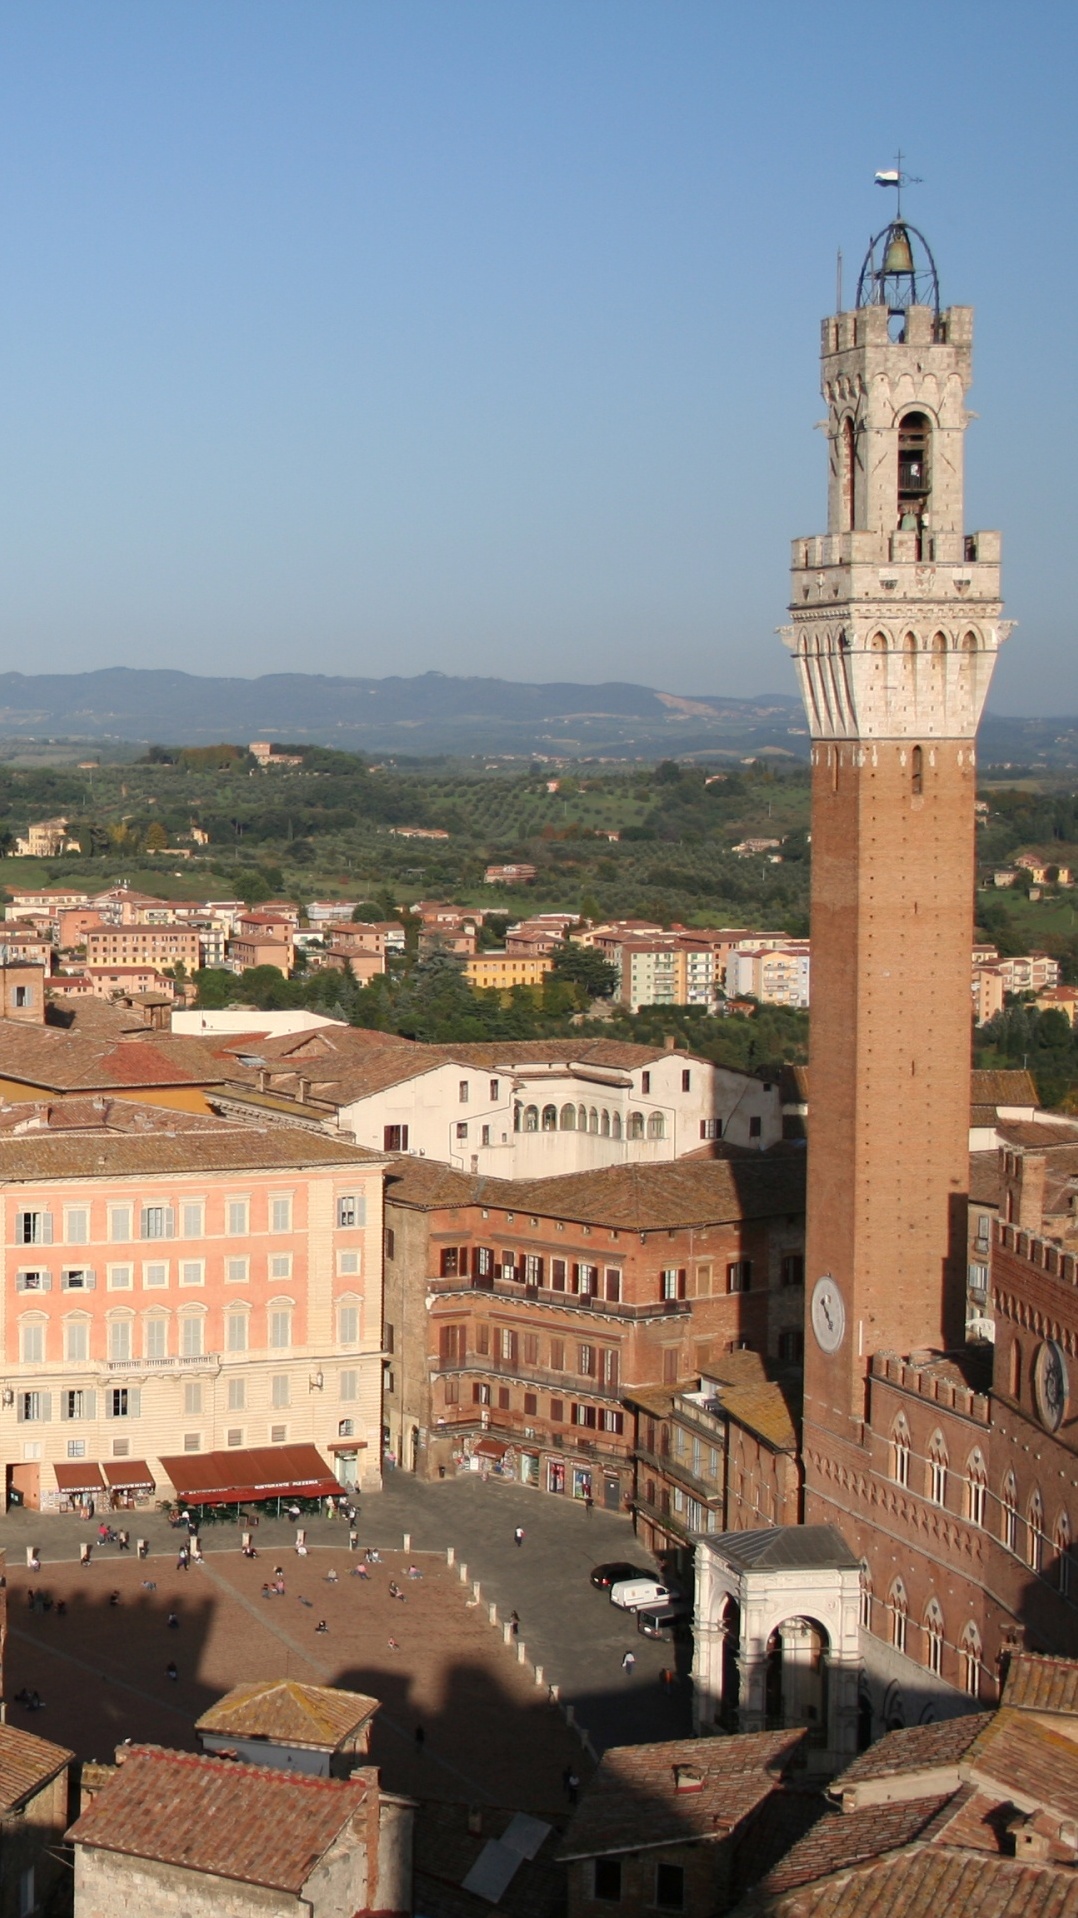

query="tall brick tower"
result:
[783,203,1008,1488]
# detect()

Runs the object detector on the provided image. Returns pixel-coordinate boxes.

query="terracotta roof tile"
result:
[0,1723,72,1810]
[386,1155,804,1231]
[196,1679,379,1748]
[968,1708,1078,1822]
[67,1744,370,1891]
[1003,1652,1078,1717]
[0,1125,380,1181]
[753,1794,954,1896]
[559,1732,805,1860]
[745,1844,1078,1918]
[834,1714,991,1786]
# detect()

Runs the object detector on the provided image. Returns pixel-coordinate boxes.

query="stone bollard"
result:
[503,1621,514,1645]
[458,1562,468,1584]
[79,1542,91,1566]
[136,1539,148,1559]
[488,1602,498,1626]
[241,1532,252,1551]
[472,1580,481,1602]
[25,1546,37,1570]
[403,1532,411,1552]
[565,1704,575,1726]
[534,1665,544,1688]
[446,1545,455,1567]
[548,1683,560,1703]
[517,1640,527,1664]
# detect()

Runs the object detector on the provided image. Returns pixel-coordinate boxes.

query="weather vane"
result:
[874,152,923,221]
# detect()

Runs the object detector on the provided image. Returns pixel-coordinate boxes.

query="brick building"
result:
[382,1154,804,1500]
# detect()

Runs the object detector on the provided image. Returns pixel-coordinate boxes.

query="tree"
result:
[549,943,619,999]
[146,822,168,853]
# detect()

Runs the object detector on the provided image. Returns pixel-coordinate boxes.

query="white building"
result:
[726,944,810,1009]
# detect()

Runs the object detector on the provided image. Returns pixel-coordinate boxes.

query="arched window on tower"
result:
[859,1559,872,1630]
[897,410,931,533]
[960,1623,982,1699]
[924,1599,945,1678]
[1028,1490,1046,1574]
[890,1415,911,1489]
[966,1449,987,1528]
[1009,1337,1023,1402]
[1056,1512,1072,1597]
[1002,1473,1018,1554]
[888,1580,909,1655]
[841,415,856,531]
[926,1431,948,1507]
[911,745,924,798]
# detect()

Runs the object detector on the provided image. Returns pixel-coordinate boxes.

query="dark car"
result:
[590,1561,650,1590]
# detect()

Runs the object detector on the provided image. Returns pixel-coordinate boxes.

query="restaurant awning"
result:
[473,1438,508,1460]
[156,1443,340,1505]
[54,1462,106,1495]
[102,1459,155,1492]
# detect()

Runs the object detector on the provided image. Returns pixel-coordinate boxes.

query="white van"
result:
[609,1577,679,1611]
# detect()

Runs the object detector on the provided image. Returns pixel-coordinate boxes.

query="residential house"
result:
[484,864,537,884]
[1015,852,1074,887]
[67,1744,413,1918]
[0,1723,73,1918]
[5,888,89,923]
[85,927,201,974]
[383,1152,805,1501]
[726,945,810,1009]
[306,901,357,927]
[465,952,552,990]
[195,1678,379,1777]
[227,933,294,977]
[13,818,79,858]
[84,965,174,1002]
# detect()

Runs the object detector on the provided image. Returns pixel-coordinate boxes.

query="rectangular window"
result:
[443,1377,459,1405]
[524,1254,543,1286]
[338,1248,361,1277]
[62,1267,96,1292]
[781,1254,805,1288]
[749,1116,762,1139]
[600,1408,624,1435]
[524,1391,538,1416]
[271,1195,292,1232]
[270,1423,287,1443]
[489,1079,500,1101]
[183,1433,201,1453]
[184,1382,203,1416]
[498,1327,518,1366]
[601,1348,620,1390]
[459,1080,469,1103]
[476,1323,490,1355]
[641,1071,651,1094]
[456,1122,468,1142]
[179,1260,205,1287]
[383,1229,394,1262]
[269,1309,291,1349]
[143,1262,168,1289]
[107,1387,139,1419]
[578,1344,596,1377]
[661,1268,687,1301]
[181,1201,204,1239]
[550,1337,564,1371]
[227,1428,244,1448]
[480,1124,491,1147]
[15,1210,52,1246]
[107,1264,133,1290]
[524,1333,539,1365]
[141,1206,174,1240]
[337,1195,364,1228]
[573,1403,597,1429]
[472,1382,491,1406]
[383,1125,409,1152]
[226,1257,249,1284]
[550,1397,564,1422]
[111,1437,130,1458]
[576,1263,597,1297]
[226,1199,249,1236]
[604,1267,621,1302]
[145,1318,167,1360]
[20,1322,45,1364]
[778,1329,804,1363]
[15,1270,50,1294]
[226,1312,248,1353]
[63,1389,93,1422]
[498,1386,510,1410]
[439,1324,464,1364]
[269,1253,292,1280]
[726,1260,753,1294]
[271,1375,290,1408]
[109,1321,132,1362]
[655,1863,685,1910]
[339,1369,357,1401]
[65,1207,90,1245]
[180,1317,204,1359]
[662,1347,679,1384]
[501,1249,517,1280]
[968,1262,989,1298]
[228,1377,246,1411]
[19,1867,34,1918]
[440,1246,460,1278]
[67,1438,86,1459]
[681,1069,691,1092]
[19,1390,50,1423]
[339,1304,359,1344]
[65,1320,89,1362]
[551,1258,566,1291]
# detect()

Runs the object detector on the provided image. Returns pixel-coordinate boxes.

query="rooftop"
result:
[196,1679,379,1750]
[560,1732,804,1861]
[834,1715,990,1787]
[386,1154,804,1231]
[67,1744,371,1892]
[739,1844,1078,1918]
[0,1121,381,1182]
[703,1526,859,1575]
[0,1723,73,1810]
[1003,1652,1078,1717]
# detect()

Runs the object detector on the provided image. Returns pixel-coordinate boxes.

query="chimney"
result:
[297,1077,311,1102]
[673,1765,703,1793]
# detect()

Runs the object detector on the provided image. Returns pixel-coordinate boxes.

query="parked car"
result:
[590,1562,650,1591]
[637,1601,691,1641]
[609,1577,681,1611]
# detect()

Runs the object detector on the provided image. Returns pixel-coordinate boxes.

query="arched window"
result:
[897,410,931,528]
[523,1105,539,1133]
[541,1104,557,1132]
[962,630,979,652]
[560,1104,576,1131]
[1056,1512,1072,1597]
[888,1580,908,1655]
[513,1102,521,1133]
[628,1112,645,1141]
[960,1623,982,1699]
[903,630,918,654]
[600,1109,611,1137]
[890,1415,911,1489]
[841,415,856,530]
[870,631,888,654]
[1009,1338,1023,1402]
[924,1599,945,1678]
[859,1559,872,1630]
[647,1112,665,1140]
[911,745,923,797]
[577,1104,588,1132]
[931,630,947,655]
[611,1111,623,1140]
[588,1108,599,1134]
[966,1449,987,1528]
[926,1430,948,1507]
[1028,1490,1046,1573]
[1002,1473,1018,1554]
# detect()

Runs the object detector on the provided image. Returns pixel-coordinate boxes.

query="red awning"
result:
[102,1459,155,1492]
[473,1438,508,1460]
[54,1462,106,1495]
[156,1444,340,1505]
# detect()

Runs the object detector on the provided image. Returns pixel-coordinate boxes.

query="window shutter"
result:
[42,1273,53,1292]
[84,1270,96,1290]
[84,1390,96,1421]
[128,1388,141,1418]
[60,1393,70,1421]
[16,1396,24,1423]
[679,1269,687,1299]
[42,1214,53,1244]
[165,1208,176,1240]
[40,1393,52,1423]
[15,1211,26,1243]
[104,1393,113,1419]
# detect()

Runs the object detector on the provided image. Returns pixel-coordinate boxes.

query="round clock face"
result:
[811,1276,846,1354]
[1034,1339,1069,1433]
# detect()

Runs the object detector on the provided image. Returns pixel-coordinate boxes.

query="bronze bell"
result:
[883,225,914,275]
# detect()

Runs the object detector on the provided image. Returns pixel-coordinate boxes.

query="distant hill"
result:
[0,668,807,758]
[0,666,1063,764]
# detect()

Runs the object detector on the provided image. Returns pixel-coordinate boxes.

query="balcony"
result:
[101,1354,222,1377]
[429,1274,690,1322]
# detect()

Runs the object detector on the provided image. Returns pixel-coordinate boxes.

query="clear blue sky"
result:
[0,1,1071,710]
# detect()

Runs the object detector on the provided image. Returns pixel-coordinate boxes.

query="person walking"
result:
[513,1526,524,1548]
[621,1650,636,1676]
[165,1660,178,1682]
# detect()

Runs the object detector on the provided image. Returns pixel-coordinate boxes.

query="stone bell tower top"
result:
[783,201,1008,743]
